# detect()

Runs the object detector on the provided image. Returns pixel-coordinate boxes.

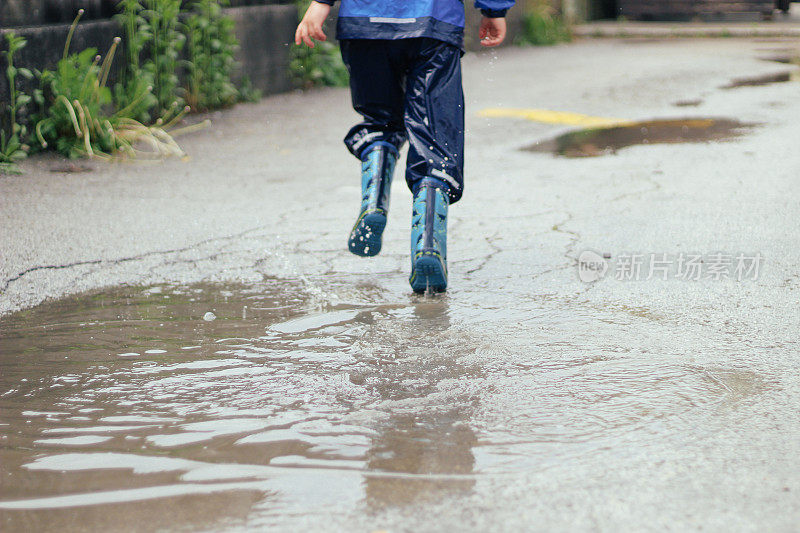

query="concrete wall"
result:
[0,1,295,27]
[618,0,775,20]
[0,3,297,108]
[226,4,296,94]
[561,0,619,21]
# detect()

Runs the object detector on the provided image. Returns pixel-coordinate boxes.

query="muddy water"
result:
[525,118,753,157]
[0,279,769,531]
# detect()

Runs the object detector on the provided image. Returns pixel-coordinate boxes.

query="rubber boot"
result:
[409,179,449,293]
[348,142,398,257]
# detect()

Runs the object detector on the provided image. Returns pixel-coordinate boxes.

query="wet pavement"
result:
[2,39,800,531]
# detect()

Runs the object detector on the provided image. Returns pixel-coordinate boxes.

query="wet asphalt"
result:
[1,39,799,531]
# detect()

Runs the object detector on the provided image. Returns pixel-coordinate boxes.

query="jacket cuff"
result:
[480,8,508,17]
[314,0,335,5]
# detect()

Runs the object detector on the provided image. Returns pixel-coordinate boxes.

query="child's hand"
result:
[295,1,331,48]
[479,16,506,47]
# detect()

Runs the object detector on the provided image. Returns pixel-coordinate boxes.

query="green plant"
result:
[516,1,572,46]
[35,12,189,160]
[185,0,240,110]
[114,0,158,123]
[237,75,262,103]
[141,0,185,118]
[1,32,33,174]
[290,0,349,89]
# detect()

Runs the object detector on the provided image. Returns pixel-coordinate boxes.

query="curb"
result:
[572,23,800,38]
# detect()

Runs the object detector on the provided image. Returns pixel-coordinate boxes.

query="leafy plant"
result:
[35,11,189,160]
[141,0,186,118]
[515,1,572,46]
[1,32,33,174]
[4,0,247,170]
[114,0,158,123]
[184,0,240,110]
[290,0,349,89]
[237,75,262,103]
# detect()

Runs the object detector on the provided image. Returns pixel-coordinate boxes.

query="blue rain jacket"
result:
[314,0,515,48]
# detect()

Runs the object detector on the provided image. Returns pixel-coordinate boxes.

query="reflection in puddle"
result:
[0,279,768,530]
[524,118,753,157]
[365,412,476,508]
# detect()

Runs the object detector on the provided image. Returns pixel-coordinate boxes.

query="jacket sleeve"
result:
[314,0,336,4]
[475,0,515,18]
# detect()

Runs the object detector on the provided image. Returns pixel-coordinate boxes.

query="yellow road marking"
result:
[477,108,633,128]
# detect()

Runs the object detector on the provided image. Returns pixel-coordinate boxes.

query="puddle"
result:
[622,38,666,45]
[761,56,795,64]
[49,164,94,174]
[722,71,796,88]
[0,279,771,530]
[672,99,703,107]
[524,118,754,158]
[758,50,800,65]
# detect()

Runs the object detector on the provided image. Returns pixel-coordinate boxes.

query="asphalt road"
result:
[1,38,798,531]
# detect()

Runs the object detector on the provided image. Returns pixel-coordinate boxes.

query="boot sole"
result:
[348,211,386,257]
[410,252,447,293]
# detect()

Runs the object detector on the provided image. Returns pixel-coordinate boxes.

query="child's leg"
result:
[403,39,465,204]
[340,40,407,158]
[340,40,407,257]
[403,39,464,293]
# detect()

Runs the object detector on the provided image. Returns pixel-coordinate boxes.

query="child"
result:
[295,0,514,293]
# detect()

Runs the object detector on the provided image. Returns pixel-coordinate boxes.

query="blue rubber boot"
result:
[409,179,449,293]
[348,142,398,257]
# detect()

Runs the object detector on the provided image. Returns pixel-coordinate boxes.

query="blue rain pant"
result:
[341,38,465,204]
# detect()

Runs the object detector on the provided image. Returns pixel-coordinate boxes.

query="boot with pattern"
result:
[409,179,449,293]
[348,142,398,257]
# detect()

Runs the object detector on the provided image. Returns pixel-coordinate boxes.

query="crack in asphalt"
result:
[2,192,629,305]
[464,230,503,276]
[544,211,600,295]
[461,209,566,278]
[551,211,581,263]
[610,172,662,203]
[1,224,276,294]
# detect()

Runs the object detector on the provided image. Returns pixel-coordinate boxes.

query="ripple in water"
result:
[0,278,768,530]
